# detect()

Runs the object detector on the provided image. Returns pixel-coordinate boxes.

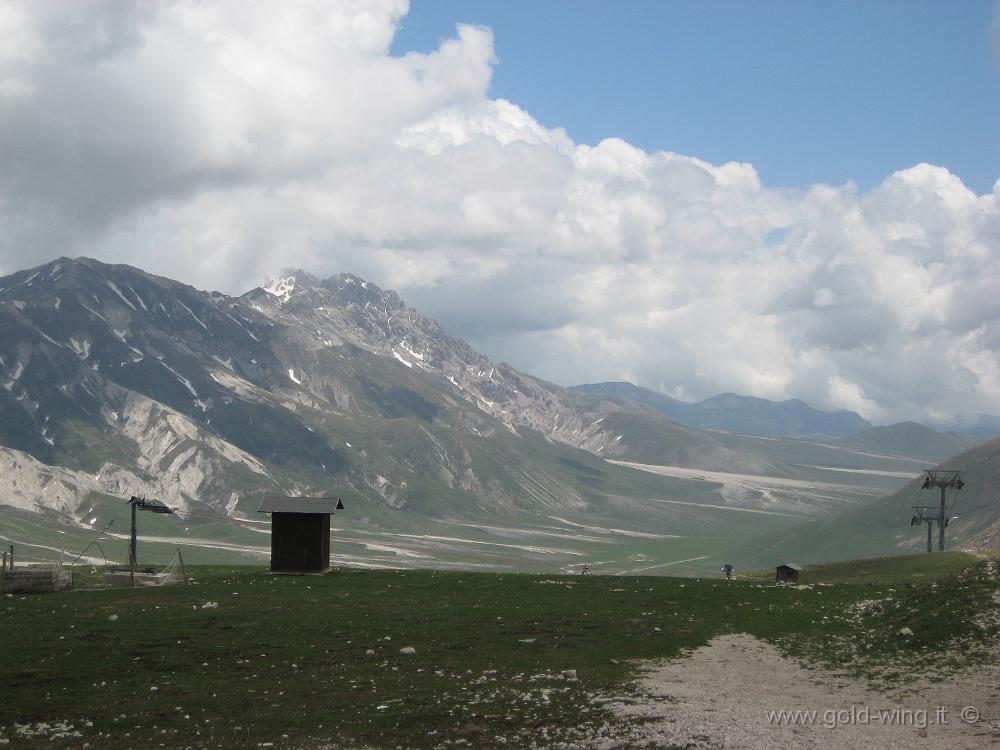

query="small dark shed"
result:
[775,563,801,583]
[258,497,342,574]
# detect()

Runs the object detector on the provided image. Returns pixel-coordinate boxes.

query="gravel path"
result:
[602,633,1000,749]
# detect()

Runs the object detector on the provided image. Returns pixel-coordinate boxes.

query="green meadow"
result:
[1,552,997,749]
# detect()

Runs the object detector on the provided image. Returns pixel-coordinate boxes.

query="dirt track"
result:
[601,634,1000,749]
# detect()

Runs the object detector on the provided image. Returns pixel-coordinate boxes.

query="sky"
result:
[392,1,1000,195]
[0,0,998,425]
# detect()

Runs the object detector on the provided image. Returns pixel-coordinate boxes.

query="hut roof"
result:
[258,497,341,514]
[777,563,802,571]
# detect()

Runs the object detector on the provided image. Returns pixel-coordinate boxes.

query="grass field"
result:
[1,553,997,749]
[744,551,983,585]
[0,491,804,578]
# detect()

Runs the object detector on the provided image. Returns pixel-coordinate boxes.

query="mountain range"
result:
[0,258,782,510]
[1,257,996,571]
[571,381,872,438]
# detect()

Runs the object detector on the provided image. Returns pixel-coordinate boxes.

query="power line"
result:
[69,520,114,567]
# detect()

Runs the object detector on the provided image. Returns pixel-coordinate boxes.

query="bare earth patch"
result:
[600,634,1000,749]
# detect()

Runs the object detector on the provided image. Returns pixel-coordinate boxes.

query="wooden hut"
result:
[775,563,801,583]
[258,497,342,574]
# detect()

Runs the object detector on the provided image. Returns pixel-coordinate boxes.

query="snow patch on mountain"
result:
[223,312,260,342]
[399,341,424,361]
[4,359,24,390]
[69,338,91,359]
[177,300,209,331]
[79,300,107,322]
[263,276,296,302]
[106,280,137,310]
[130,287,148,311]
[158,361,198,398]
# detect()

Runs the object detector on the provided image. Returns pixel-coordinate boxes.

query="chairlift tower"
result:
[910,507,941,553]
[910,471,963,553]
[127,495,174,570]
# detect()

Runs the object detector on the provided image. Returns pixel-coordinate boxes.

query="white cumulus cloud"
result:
[1,0,998,424]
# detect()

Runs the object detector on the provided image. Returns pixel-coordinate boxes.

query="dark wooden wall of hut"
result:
[775,566,800,583]
[270,513,331,573]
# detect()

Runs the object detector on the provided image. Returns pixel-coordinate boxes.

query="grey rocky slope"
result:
[0,257,782,529]
[245,271,782,474]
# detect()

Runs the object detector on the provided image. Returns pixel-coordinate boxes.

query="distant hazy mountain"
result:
[837,421,984,463]
[569,381,688,419]
[924,413,1000,440]
[571,382,871,438]
[726,436,1000,566]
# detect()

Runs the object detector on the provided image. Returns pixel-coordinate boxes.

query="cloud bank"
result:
[1,0,998,424]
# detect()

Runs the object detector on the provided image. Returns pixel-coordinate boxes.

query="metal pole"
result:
[927,521,932,554]
[177,547,189,584]
[130,500,138,571]
[938,485,946,551]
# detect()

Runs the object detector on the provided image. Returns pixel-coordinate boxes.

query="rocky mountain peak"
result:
[319,273,405,312]
[0,257,94,297]
[258,269,406,313]
[260,269,321,303]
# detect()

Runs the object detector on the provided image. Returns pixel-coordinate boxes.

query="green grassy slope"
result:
[725,438,1000,569]
[837,421,983,462]
[746,551,981,585]
[1,555,996,748]
[1,464,803,577]
[719,432,926,474]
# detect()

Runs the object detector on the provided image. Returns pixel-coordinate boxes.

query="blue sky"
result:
[392,0,1000,194]
[4,1,999,421]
